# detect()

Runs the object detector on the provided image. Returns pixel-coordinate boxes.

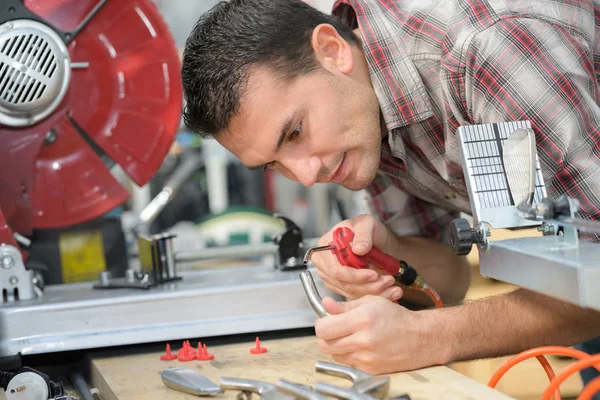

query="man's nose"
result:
[285,156,321,188]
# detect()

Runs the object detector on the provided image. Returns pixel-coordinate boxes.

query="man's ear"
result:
[311,24,354,74]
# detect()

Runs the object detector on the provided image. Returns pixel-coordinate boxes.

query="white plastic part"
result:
[5,371,48,400]
[204,140,229,214]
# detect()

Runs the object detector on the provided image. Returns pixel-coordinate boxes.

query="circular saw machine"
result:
[0,0,182,299]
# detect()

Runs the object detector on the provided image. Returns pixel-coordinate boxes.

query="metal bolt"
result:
[1,255,15,269]
[126,269,136,283]
[6,23,13,29]
[9,276,18,285]
[20,65,26,72]
[99,271,112,286]
[44,129,58,145]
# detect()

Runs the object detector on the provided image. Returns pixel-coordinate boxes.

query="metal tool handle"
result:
[220,377,276,395]
[299,271,330,318]
[315,361,369,382]
[315,382,375,400]
[277,379,328,400]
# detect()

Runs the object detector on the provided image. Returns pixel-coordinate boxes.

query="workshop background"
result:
[0,0,590,399]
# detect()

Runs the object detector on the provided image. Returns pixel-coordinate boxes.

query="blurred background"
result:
[118,0,363,255]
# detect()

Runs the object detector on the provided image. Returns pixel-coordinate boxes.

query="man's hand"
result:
[311,215,403,301]
[315,296,445,375]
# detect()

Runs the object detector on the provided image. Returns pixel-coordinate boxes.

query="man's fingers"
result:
[379,285,404,301]
[316,296,379,340]
[348,275,396,295]
[318,335,359,355]
[346,216,377,255]
[330,264,378,283]
[321,297,345,314]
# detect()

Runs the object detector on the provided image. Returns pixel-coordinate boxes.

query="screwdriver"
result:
[303,227,442,308]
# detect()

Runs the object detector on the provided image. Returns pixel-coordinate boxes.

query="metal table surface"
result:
[0,264,334,359]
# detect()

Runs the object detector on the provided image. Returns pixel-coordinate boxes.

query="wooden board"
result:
[88,334,514,400]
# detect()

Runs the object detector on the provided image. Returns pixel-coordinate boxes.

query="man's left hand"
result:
[314,295,447,375]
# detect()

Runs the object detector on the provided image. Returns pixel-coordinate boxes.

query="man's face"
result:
[217,64,383,191]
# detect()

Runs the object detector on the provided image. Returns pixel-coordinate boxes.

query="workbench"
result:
[87,330,514,400]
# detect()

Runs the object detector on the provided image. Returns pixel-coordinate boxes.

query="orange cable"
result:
[578,375,600,400]
[534,355,560,400]
[421,285,443,308]
[488,346,595,387]
[541,354,600,400]
[488,346,600,400]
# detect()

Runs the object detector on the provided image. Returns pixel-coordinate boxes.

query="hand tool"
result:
[299,270,330,318]
[314,381,380,400]
[220,377,295,400]
[161,368,223,396]
[276,379,329,400]
[303,227,442,308]
[315,361,390,399]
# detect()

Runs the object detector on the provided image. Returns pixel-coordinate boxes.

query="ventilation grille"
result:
[0,32,58,105]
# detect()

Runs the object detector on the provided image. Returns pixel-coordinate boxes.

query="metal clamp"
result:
[315,361,390,399]
[0,244,36,302]
[94,232,181,290]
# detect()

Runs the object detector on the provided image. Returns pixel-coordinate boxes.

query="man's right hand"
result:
[311,214,403,301]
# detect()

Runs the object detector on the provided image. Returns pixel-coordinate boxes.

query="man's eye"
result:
[289,122,303,141]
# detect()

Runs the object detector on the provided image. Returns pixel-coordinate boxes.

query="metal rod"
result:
[303,245,334,265]
[71,62,90,69]
[68,370,95,400]
[67,0,109,43]
[299,271,329,318]
[175,242,279,263]
[556,216,600,234]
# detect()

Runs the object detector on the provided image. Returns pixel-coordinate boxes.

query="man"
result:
[181,0,600,379]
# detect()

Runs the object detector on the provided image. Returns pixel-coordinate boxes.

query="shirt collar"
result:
[332,0,433,159]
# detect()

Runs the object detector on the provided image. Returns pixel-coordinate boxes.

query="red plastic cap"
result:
[250,337,268,354]
[197,343,215,361]
[178,340,196,362]
[160,343,177,361]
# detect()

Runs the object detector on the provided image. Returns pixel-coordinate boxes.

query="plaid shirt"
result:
[332,0,600,242]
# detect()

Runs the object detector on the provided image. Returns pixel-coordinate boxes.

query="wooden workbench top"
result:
[88,333,514,400]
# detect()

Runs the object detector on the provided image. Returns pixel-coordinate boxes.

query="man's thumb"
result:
[322,296,376,315]
[350,239,372,256]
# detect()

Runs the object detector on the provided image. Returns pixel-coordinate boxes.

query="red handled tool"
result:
[303,227,443,308]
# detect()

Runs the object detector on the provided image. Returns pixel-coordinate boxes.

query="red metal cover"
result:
[0,0,182,233]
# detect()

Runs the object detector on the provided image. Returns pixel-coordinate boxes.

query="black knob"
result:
[449,218,476,256]
[272,214,305,269]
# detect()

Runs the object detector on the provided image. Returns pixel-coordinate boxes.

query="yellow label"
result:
[59,230,106,283]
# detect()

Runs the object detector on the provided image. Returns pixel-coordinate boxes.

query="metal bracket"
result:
[94,232,181,290]
[0,244,36,302]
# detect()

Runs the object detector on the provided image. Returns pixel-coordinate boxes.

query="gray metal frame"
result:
[0,264,336,358]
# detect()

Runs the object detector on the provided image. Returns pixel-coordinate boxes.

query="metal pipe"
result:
[303,245,334,265]
[68,370,95,400]
[299,270,329,318]
[175,242,279,263]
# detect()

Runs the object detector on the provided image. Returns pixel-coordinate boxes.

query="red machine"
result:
[0,0,182,258]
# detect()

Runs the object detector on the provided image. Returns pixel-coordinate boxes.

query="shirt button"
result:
[445,192,456,200]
